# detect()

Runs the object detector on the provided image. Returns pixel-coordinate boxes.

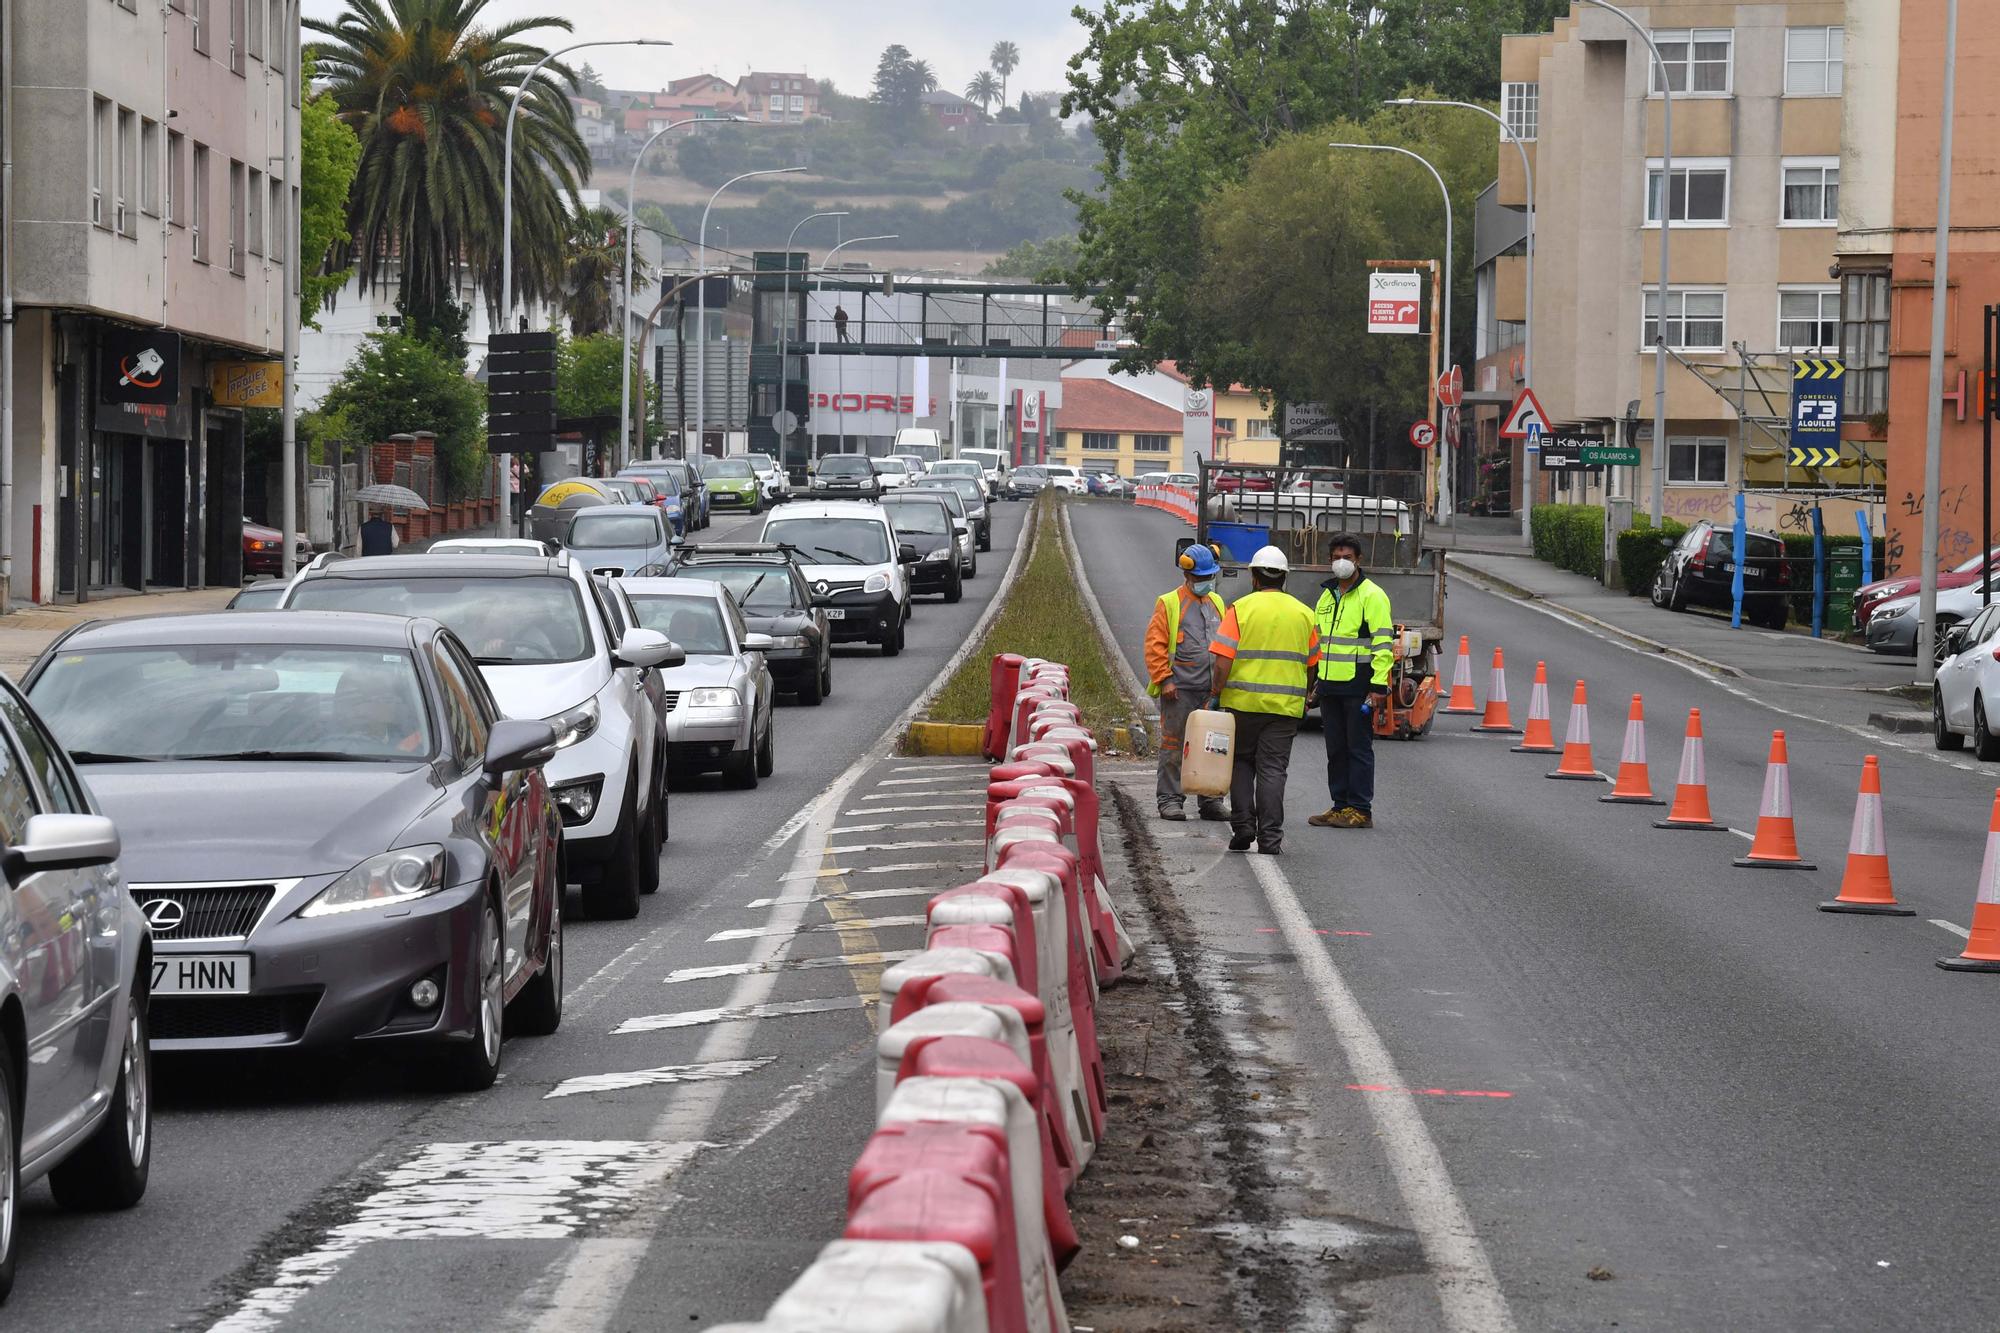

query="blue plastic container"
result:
[1207,521,1271,564]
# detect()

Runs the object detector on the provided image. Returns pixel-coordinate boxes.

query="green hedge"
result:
[1616,516,1687,597]
[1530,505,1605,581]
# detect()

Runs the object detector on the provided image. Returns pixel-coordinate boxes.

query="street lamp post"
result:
[1387,97,1535,543]
[1331,142,1455,518]
[779,211,850,472]
[501,39,671,326]
[694,167,804,457]
[809,234,899,457]
[1918,0,1961,684]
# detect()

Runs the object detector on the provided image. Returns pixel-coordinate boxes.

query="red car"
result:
[242,516,309,576]
[1853,546,2000,627]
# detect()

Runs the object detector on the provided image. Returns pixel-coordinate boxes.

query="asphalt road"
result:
[1074,498,2000,1331]
[7,498,1030,1331]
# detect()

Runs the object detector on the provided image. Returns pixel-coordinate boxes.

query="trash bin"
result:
[1208,521,1271,564]
[1826,552,1863,633]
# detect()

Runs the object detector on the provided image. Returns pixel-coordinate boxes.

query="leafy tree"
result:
[982,235,1081,281]
[307,0,590,343]
[989,40,1021,107]
[966,71,1003,114]
[870,44,938,131]
[555,332,649,424]
[316,330,488,496]
[562,206,647,336]
[298,57,363,330]
[574,61,608,101]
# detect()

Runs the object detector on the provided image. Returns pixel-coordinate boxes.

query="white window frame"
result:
[1642,287,1727,353]
[91,97,111,229]
[1779,156,1839,227]
[1644,157,1731,228]
[247,166,263,257]
[1501,82,1538,141]
[139,117,161,217]
[190,0,207,54]
[191,143,209,263]
[1777,286,1841,354]
[1666,436,1729,486]
[228,159,245,274]
[1649,28,1733,95]
[115,106,136,236]
[1132,433,1174,454]
[1784,25,1842,96]
[1246,418,1277,439]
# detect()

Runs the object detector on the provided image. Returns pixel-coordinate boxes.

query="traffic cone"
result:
[1938,791,2000,971]
[1599,695,1666,806]
[1820,756,1913,915]
[1732,730,1816,870]
[1654,709,1728,831]
[1470,648,1521,734]
[1547,681,1599,780]
[1442,636,1479,714]
[1510,663,1558,754]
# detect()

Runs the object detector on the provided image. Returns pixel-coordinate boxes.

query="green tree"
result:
[982,235,1081,281]
[317,330,488,496]
[965,71,1002,114]
[989,40,1021,107]
[574,61,608,101]
[562,206,647,336]
[307,0,590,343]
[555,332,648,423]
[298,57,363,329]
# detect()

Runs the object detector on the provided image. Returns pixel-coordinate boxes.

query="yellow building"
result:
[1050,379,1184,478]
[1159,362,1280,466]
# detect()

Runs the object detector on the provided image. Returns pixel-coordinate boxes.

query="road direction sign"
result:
[1581,443,1641,466]
[1408,421,1438,450]
[1499,386,1550,439]
[1788,445,1849,468]
[1285,402,1343,443]
[1789,357,1846,448]
[1367,272,1423,335]
[1437,366,1464,407]
[1536,432,1608,471]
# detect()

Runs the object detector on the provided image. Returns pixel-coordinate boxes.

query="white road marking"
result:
[843,803,986,815]
[706,915,927,943]
[1932,919,1972,939]
[614,994,872,1036]
[830,819,986,835]
[1246,855,1517,1333]
[820,838,983,854]
[664,950,918,984]
[545,1058,775,1100]
[1729,828,1756,842]
[779,860,981,882]
[749,886,937,910]
[860,788,989,800]
[892,762,991,772]
[878,775,985,786]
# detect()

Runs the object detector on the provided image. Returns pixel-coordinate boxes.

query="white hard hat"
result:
[1249,545,1290,573]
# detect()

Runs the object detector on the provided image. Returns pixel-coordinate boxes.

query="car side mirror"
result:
[615,627,682,669]
[4,813,120,882]
[1660,537,1674,549]
[898,543,919,565]
[954,520,969,535]
[1946,626,1969,654]
[742,632,775,652]
[483,719,561,775]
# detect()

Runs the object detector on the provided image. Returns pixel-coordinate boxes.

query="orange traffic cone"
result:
[1470,648,1521,734]
[1820,756,1913,915]
[1511,662,1558,754]
[1547,681,1599,780]
[1733,730,1816,870]
[1599,695,1666,806]
[1939,790,2000,970]
[1654,708,1728,831]
[1442,636,1479,714]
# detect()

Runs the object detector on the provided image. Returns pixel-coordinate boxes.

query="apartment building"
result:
[1050,379,1181,479]
[9,0,300,603]
[740,72,821,124]
[1472,0,1853,531]
[1062,361,1280,468]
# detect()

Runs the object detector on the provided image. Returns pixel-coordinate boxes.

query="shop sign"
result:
[100,326,182,406]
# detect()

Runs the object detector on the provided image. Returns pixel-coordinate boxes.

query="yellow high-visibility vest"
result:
[1213,589,1318,717]
[1313,578,1395,687]
[1148,587,1226,698]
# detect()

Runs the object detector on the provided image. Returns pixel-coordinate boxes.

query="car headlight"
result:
[635,562,670,577]
[771,634,810,649]
[863,572,891,594]
[552,778,602,825]
[1875,582,1908,601]
[687,687,740,708]
[545,698,601,749]
[922,548,949,562]
[300,846,447,918]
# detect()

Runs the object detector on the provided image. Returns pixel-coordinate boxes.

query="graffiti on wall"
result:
[1887,483,1986,576]
[1662,489,1884,540]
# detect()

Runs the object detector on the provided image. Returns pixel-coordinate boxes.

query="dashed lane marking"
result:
[860,788,989,800]
[830,819,986,835]
[843,803,986,815]
[748,886,937,910]
[707,915,926,943]
[546,1058,776,1100]
[877,776,988,786]
[1728,828,1755,842]
[664,951,917,984]
[1932,919,1972,939]
[614,994,872,1036]
[819,838,984,854]
[779,861,982,882]
[1349,1085,1516,1099]
[892,762,991,772]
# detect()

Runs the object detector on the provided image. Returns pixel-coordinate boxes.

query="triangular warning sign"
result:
[1499,387,1549,439]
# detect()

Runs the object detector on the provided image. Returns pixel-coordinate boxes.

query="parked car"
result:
[664,544,832,705]
[621,462,704,535]
[1006,465,1050,500]
[282,554,679,919]
[0,674,150,1299]
[745,453,791,505]
[605,475,686,536]
[902,484,977,578]
[242,516,310,576]
[761,501,911,655]
[612,578,776,787]
[1649,520,1792,630]
[1095,473,1133,498]
[956,449,1008,499]
[1854,546,2000,629]
[563,504,676,578]
[427,538,559,558]
[227,580,287,610]
[1866,583,1986,661]
[1040,465,1087,496]
[810,453,884,501]
[1935,602,2000,757]
[871,457,913,491]
[880,491,965,603]
[681,455,714,529]
[23,612,565,1093]
[911,475,991,552]
[704,456,766,515]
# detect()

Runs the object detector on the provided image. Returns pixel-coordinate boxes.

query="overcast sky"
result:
[298,1,1090,101]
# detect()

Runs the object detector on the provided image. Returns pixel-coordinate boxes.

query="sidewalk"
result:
[1425,513,1533,555]
[0,586,238,678]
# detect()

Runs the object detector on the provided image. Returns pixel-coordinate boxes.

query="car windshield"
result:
[601,480,640,501]
[818,455,872,476]
[873,459,909,476]
[30,644,433,763]
[676,564,799,613]
[709,458,755,479]
[635,463,689,488]
[745,454,776,473]
[1017,467,1046,479]
[230,584,286,609]
[933,462,980,476]
[763,517,891,565]
[909,486,967,516]
[884,500,950,535]
[429,541,545,556]
[288,575,592,665]
[925,478,984,504]
[568,512,662,549]
[627,595,732,654]
[1951,548,2000,575]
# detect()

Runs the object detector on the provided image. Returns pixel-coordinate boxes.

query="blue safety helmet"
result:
[1178,544,1221,578]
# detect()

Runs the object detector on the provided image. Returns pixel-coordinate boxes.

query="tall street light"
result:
[501,39,671,327]
[1574,0,1673,525]
[1918,0,1961,684]
[1387,97,1535,543]
[619,115,745,469]
[809,234,899,456]
[1331,142,1455,519]
[695,166,805,456]
[779,211,850,472]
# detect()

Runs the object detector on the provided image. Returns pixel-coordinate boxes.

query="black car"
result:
[1006,465,1049,500]
[880,492,964,603]
[665,543,834,705]
[1651,519,1792,630]
[810,453,884,500]
[911,475,991,552]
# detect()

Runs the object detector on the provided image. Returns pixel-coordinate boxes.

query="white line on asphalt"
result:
[1932,919,1972,939]
[748,886,937,910]
[1729,828,1756,842]
[545,1058,776,1100]
[664,951,918,984]
[613,994,872,1035]
[706,915,927,943]
[778,860,982,882]
[892,762,991,772]
[877,775,983,786]
[1246,855,1517,1333]
[843,803,986,815]
[819,838,983,854]
[859,788,989,800]
[829,819,986,835]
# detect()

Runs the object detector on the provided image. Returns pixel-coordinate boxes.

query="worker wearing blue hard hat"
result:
[1145,543,1228,821]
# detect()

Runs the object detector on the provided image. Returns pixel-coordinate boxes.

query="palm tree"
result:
[561,205,646,336]
[989,40,1021,108]
[965,70,1001,114]
[909,60,939,96]
[307,0,589,340]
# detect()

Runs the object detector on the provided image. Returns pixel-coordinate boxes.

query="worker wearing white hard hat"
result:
[1206,542,1319,854]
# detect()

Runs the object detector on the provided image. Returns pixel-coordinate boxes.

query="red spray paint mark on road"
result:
[1347,1085,1515,1099]
[1256,928,1371,937]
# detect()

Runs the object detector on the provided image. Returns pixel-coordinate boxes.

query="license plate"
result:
[153,954,250,996]
[824,608,847,620]
[1721,561,1736,572]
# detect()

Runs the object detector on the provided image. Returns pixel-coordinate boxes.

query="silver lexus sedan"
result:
[612,578,777,789]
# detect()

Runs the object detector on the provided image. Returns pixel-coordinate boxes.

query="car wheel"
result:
[0,1041,14,1302]
[798,663,825,706]
[653,759,671,846]
[966,554,978,580]
[945,571,964,604]
[750,498,763,515]
[440,894,505,1091]
[1757,603,1789,632]
[582,783,643,921]
[1666,569,1689,613]
[638,786,662,898]
[724,740,759,789]
[820,655,834,699]
[881,622,903,656]
[1935,620,1962,670]
[48,982,151,1212]
[1937,691,1965,751]
[1976,695,2000,763]
[508,851,564,1037]
[979,534,991,553]
[756,714,776,778]
[1649,567,1668,608]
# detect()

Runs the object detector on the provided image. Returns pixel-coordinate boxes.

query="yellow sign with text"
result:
[210,361,284,409]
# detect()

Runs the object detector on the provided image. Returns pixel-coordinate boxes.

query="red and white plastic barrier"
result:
[1133,483,1198,526]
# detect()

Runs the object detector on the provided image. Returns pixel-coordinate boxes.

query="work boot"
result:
[1257,843,1282,856]
[1197,800,1229,822]
[1158,806,1188,822]
[1227,833,1255,853]
[1336,809,1375,829]
[1307,807,1345,828]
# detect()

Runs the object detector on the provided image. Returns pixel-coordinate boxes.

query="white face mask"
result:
[1331,558,1358,581]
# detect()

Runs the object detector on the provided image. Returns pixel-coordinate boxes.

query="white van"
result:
[957,448,1008,498]
[761,501,913,655]
[892,428,943,463]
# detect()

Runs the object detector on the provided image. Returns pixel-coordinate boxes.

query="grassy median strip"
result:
[926,493,1135,740]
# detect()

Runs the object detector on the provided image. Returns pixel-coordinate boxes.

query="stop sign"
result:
[1409,421,1438,450]
[1437,366,1464,408]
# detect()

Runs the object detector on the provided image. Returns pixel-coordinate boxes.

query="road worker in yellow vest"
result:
[1145,542,1229,822]
[1307,532,1395,830]
[1207,545,1320,855]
